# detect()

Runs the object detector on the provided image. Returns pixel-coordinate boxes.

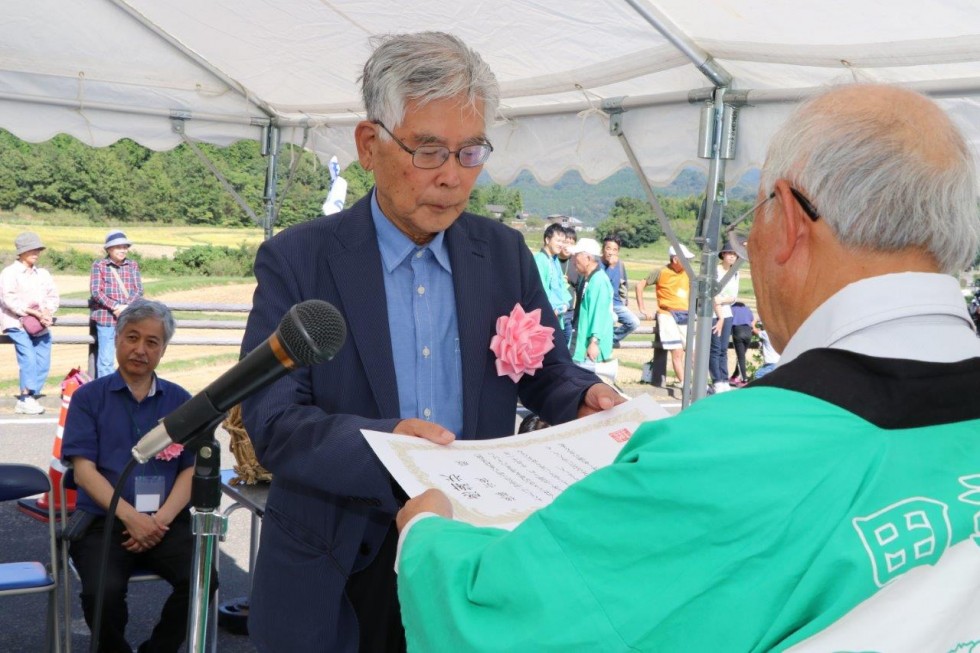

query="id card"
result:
[134,475,165,513]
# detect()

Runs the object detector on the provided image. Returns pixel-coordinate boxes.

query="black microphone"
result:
[131,300,347,463]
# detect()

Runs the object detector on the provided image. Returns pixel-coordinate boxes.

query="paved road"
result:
[0,384,681,651]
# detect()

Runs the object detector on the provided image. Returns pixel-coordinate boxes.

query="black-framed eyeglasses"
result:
[372,121,493,169]
[724,186,821,261]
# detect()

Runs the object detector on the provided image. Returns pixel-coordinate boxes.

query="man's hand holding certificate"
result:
[364,395,668,530]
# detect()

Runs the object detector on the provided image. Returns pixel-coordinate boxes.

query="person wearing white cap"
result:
[633,243,695,386]
[567,238,614,368]
[0,232,60,413]
[89,230,144,377]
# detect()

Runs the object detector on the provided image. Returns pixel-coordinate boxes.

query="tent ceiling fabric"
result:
[2,0,979,186]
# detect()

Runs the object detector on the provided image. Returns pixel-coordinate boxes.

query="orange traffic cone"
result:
[37,368,91,514]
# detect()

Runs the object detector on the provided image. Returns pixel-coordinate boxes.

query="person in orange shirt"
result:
[634,244,695,385]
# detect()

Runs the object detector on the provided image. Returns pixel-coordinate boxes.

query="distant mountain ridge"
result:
[490,167,759,224]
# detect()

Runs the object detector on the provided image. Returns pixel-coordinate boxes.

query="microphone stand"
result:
[186,418,229,653]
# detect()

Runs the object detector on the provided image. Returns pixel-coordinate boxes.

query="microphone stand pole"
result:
[186,420,228,653]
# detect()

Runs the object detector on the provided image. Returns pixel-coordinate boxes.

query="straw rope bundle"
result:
[223,404,272,485]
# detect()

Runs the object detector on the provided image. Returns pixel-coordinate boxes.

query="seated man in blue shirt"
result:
[62,300,214,653]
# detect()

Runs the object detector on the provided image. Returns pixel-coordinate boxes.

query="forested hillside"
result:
[506,168,760,223]
[0,129,754,235]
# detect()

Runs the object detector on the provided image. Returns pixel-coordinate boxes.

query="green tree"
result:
[596,196,664,247]
[467,183,522,218]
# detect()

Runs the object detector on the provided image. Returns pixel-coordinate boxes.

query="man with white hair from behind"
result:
[394,83,980,651]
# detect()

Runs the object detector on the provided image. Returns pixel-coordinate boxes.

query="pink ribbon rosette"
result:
[489,303,555,383]
[155,443,185,462]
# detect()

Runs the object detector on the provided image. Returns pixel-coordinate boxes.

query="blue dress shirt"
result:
[60,371,194,515]
[371,193,464,436]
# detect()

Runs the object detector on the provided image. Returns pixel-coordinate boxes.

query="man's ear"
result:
[770,179,812,265]
[354,121,378,171]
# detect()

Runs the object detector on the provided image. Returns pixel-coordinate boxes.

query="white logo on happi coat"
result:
[853,497,951,587]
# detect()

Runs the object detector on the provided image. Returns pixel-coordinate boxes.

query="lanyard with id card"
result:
[127,399,167,513]
[134,474,166,513]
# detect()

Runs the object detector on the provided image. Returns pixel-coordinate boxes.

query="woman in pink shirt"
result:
[0,232,59,414]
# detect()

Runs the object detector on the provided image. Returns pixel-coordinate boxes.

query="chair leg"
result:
[48,588,61,653]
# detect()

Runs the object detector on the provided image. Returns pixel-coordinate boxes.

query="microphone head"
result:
[278,300,347,365]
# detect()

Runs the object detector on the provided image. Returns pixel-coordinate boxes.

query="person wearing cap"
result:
[0,231,60,414]
[633,243,695,386]
[708,246,740,393]
[89,230,144,378]
[567,238,614,367]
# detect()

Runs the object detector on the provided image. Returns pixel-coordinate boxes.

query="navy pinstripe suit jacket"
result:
[240,193,599,652]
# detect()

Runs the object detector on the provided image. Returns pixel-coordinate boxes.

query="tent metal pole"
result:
[688,87,733,403]
[606,104,699,407]
[622,0,732,88]
[262,124,281,241]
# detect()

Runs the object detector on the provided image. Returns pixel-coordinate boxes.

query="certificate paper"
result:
[362,394,669,529]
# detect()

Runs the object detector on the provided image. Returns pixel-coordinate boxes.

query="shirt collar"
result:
[371,190,451,273]
[779,272,976,365]
[109,371,160,399]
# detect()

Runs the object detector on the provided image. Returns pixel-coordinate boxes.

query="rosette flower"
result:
[155,443,185,462]
[489,303,555,383]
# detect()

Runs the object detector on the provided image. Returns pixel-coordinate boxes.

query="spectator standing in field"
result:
[753,322,780,379]
[569,238,614,370]
[90,230,144,378]
[600,235,640,346]
[729,301,754,386]
[634,244,695,386]
[709,246,740,393]
[533,224,572,337]
[559,226,579,348]
[0,231,59,414]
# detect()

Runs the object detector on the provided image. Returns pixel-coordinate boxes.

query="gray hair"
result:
[360,31,500,133]
[115,299,176,346]
[760,84,980,273]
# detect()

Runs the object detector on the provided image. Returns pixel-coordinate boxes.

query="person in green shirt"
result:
[566,237,614,368]
[394,83,980,652]
[533,223,572,334]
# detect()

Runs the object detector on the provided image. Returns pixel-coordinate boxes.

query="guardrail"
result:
[0,299,251,378]
[1,297,680,380]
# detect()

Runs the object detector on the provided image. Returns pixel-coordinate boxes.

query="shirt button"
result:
[417,285,425,295]
[422,346,430,357]
[423,408,432,418]
[416,250,424,259]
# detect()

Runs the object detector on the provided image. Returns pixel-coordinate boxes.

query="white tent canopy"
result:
[2,0,980,187]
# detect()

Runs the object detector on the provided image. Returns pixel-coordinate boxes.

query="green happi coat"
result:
[571,268,614,364]
[397,351,980,652]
